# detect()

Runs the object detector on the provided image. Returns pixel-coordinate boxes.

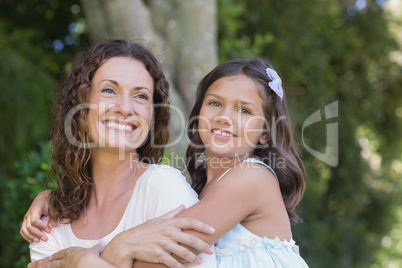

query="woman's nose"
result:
[114,94,134,116]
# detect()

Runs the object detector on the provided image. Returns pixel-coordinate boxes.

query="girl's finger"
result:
[32,218,51,233]
[27,225,48,242]
[20,229,37,243]
[49,218,58,228]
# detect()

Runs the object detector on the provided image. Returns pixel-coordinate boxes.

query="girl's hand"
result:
[20,190,57,243]
[28,245,115,268]
[101,205,215,268]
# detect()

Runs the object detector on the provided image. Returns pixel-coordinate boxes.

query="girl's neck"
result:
[90,148,140,207]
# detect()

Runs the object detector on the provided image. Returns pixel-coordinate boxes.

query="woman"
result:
[25,40,216,268]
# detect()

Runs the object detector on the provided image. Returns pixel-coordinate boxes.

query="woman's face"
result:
[87,57,154,153]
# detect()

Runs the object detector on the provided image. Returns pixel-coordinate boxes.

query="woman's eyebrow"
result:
[100,79,151,93]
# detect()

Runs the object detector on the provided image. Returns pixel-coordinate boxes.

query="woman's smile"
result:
[102,119,137,133]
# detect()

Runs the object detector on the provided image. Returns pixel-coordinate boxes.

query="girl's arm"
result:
[101,205,215,268]
[177,164,280,244]
[132,164,280,267]
[24,198,215,267]
[20,190,56,243]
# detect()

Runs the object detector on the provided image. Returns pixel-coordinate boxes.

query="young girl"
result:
[22,57,308,267]
[181,58,308,267]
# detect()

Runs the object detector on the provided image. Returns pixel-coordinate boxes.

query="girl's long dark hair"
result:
[48,40,170,223]
[186,58,306,223]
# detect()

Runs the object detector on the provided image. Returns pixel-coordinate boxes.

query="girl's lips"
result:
[102,120,137,133]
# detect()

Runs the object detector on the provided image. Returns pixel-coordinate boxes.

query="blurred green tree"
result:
[0,0,85,266]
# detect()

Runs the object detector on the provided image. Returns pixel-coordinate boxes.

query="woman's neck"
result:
[90,149,140,207]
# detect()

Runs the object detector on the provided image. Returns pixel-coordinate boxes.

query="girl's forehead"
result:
[206,74,267,101]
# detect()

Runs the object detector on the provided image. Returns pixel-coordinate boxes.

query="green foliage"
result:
[0,22,56,170]
[0,0,85,264]
[0,141,55,267]
[218,0,402,267]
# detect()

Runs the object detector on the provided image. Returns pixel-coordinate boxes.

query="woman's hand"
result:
[28,245,116,268]
[101,205,215,268]
[20,190,57,243]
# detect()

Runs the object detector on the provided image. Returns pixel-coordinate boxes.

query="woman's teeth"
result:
[212,130,233,137]
[104,121,134,132]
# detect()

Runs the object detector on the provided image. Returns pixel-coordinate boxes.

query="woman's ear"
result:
[259,132,270,145]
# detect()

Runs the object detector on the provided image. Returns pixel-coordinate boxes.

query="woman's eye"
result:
[208,101,221,107]
[136,93,149,101]
[238,107,251,114]
[101,87,115,94]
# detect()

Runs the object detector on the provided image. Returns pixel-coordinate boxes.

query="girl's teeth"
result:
[213,130,233,137]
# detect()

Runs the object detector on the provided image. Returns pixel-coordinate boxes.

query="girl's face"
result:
[198,74,268,159]
[87,57,154,152]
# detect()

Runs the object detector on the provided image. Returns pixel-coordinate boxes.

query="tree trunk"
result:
[79,0,217,161]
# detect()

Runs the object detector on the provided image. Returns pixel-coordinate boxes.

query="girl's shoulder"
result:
[215,158,279,197]
[217,158,278,185]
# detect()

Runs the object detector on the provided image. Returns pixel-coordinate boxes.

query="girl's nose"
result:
[214,114,233,127]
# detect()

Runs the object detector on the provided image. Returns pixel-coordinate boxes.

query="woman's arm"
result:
[29,245,116,268]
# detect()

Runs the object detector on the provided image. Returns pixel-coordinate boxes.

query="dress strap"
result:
[216,168,234,182]
[216,157,279,183]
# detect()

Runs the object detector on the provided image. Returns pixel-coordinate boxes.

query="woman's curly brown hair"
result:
[48,40,170,223]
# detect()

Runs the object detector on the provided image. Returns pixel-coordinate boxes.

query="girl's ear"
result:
[259,132,270,145]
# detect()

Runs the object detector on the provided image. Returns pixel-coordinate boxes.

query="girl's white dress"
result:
[214,158,309,268]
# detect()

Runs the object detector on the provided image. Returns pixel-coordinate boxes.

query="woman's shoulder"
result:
[139,164,190,188]
[149,163,186,178]
[136,164,199,211]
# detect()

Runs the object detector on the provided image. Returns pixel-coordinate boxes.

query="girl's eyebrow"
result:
[100,79,151,93]
[238,101,257,109]
[206,93,257,108]
[205,93,222,99]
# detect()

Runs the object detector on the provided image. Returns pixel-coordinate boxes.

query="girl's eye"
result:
[238,107,251,114]
[136,93,149,101]
[101,87,116,94]
[208,101,221,107]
